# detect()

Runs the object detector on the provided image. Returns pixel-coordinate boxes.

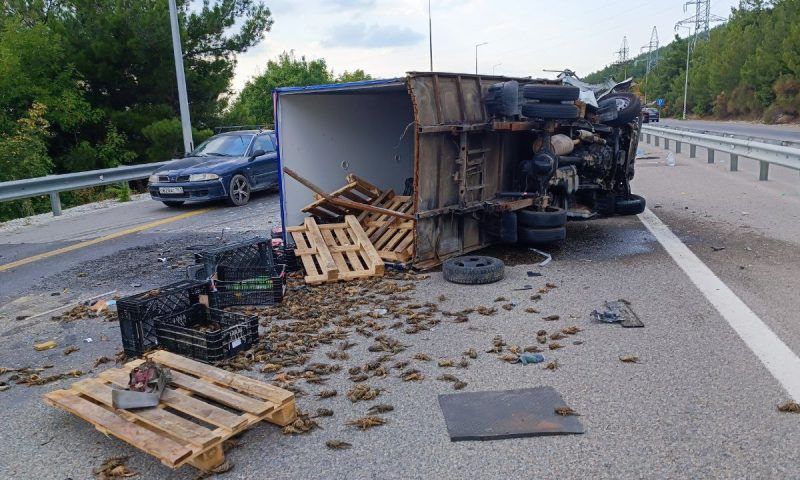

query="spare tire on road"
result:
[614,194,646,216]
[522,84,580,102]
[443,256,505,285]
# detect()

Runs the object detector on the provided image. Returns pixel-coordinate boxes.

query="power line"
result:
[640,26,659,103]
[613,36,630,77]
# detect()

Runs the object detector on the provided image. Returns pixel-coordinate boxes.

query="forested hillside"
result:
[584,0,800,123]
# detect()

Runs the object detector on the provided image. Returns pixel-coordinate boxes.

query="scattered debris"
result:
[544,360,559,370]
[33,341,57,351]
[94,456,137,479]
[549,343,564,350]
[520,353,544,365]
[536,335,547,344]
[778,401,800,413]
[457,357,469,368]
[525,307,539,313]
[549,332,567,340]
[326,351,350,361]
[501,303,515,311]
[562,326,581,335]
[494,296,508,302]
[619,355,639,363]
[367,404,394,415]
[453,381,467,390]
[326,440,352,450]
[438,359,455,367]
[438,294,448,302]
[437,374,460,383]
[346,416,387,430]
[555,406,579,416]
[463,348,478,359]
[94,356,112,368]
[346,384,381,402]
[711,246,726,252]
[314,408,334,417]
[529,248,552,266]
[542,314,560,321]
[401,369,424,382]
[317,389,337,399]
[63,346,79,356]
[282,411,319,435]
[413,353,431,361]
[591,299,643,327]
[476,306,497,316]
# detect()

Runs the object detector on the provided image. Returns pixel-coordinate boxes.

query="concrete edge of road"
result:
[639,208,800,401]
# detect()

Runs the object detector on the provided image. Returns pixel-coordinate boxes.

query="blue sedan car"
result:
[148,129,278,207]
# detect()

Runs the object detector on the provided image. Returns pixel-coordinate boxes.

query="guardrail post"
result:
[654,136,660,147]
[49,192,62,216]
[708,149,715,164]
[646,133,651,144]
[675,141,682,154]
[690,144,697,158]
[664,138,670,150]
[730,154,738,172]
[759,161,769,181]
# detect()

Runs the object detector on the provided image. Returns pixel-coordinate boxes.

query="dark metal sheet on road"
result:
[438,386,584,441]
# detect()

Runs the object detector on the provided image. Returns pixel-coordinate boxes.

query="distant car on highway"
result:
[148,129,278,208]
[642,107,660,123]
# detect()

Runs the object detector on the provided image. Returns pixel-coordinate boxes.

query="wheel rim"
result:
[614,97,630,111]
[455,257,491,268]
[231,176,249,204]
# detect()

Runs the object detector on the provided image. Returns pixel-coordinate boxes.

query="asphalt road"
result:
[1,148,799,479]
[658,118,800,142]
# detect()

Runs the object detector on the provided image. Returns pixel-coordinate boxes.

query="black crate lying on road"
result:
[153,304,258,363]
[211,264,286,307]
[117,280,208,357]
[193,236,275,276]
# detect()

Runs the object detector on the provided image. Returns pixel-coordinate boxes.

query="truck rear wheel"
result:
[517,226,566,244]
[522,84,580,102]
[614,194,646,216]
[521,103,579,120]
[517,206,567,228]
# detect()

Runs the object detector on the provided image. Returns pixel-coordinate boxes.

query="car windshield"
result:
[190,134,253,157]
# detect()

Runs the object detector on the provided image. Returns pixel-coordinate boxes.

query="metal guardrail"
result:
[0,161,167,216]
[652,124,800,150]
[641,125,800,181]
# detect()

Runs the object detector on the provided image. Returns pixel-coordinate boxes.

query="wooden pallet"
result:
[287,215,384,284]
[301,174,382,219]
[358,192,415,263]
[43,350,296,472]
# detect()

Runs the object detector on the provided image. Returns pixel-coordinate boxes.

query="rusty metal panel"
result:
[408,72,526,267]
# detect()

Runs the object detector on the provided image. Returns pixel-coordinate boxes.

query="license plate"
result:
[159,187,183,194]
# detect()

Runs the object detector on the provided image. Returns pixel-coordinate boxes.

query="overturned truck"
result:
[275,72,643,269]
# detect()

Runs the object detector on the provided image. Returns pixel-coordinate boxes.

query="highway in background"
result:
[659,118,800,142]
[1,131,800,478]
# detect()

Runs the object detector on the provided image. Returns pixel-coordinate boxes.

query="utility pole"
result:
[428,0,433,71]
[475,42,487,75]
[675,1,725,119]
[492,63,502,75]
[168,0,193,154]
[640,26,659,104]
[613,36,629,78]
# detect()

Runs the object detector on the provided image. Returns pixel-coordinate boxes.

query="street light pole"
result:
[168,0,193,154]
[475,42,487,75]
[428,0,433,71]
[492,63,502,75]
[676,25,692,120]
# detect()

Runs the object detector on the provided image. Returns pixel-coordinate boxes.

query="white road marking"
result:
[639,208,800,401]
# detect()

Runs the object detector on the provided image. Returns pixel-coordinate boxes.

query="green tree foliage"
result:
[142,119,213,162]
[336,69,373,83]
[584,0,800,123]
[226,51,334,126]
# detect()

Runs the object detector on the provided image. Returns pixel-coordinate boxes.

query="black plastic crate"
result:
[194,237,275,276]
[153,304,258,363]
[117,280,208,357]
[271,237,301,273]
[211,264,286,307]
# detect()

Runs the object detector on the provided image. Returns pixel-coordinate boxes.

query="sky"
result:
[231,0,742,93]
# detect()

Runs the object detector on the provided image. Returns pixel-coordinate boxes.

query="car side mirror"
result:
[249,149,266,161]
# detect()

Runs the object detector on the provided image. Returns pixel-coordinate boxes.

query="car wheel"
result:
[521,103,579,120]
[521,84,580,102]
[615,194,646,216]
[517,226,567,244]
[162,201,184,208]
[227,174,251,206]
[443,256,505,285]
[517,206,567,228]
[598,93,641,126]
